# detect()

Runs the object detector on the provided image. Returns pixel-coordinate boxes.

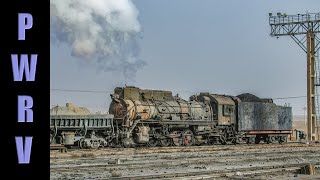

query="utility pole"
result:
[303,107,307,127]
[268,12,320,141]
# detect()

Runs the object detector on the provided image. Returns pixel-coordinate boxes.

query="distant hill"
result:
[293,115,306,121]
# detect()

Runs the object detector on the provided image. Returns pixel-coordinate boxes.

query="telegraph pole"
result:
[303,107,307,127]
[269,12,320,141]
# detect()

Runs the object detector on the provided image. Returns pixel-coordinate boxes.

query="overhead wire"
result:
[50,88,311,100]
[50,88,108,93]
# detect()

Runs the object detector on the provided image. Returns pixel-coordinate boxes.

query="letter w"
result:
[11,54,38,81]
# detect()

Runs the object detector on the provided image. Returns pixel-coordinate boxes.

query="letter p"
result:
[18,13,33,40]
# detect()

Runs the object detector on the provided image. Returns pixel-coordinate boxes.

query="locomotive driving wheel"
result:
[159,125,171,147]
[147,129,160,147]
[147,133,160,147]
[159,137,171,147]
[171,131,182,146]
[207,136,218,145]
[147,138,159,147]
[182,130,195,146]
[206,136,213,145]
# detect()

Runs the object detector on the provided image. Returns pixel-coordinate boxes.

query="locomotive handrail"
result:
[154,99,179,115]
[122,104,135,121]
[153,100,170,114]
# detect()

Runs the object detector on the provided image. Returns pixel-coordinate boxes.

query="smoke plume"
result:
[50,0,145,79]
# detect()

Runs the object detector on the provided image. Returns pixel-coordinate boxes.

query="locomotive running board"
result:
[245,130,292,135]
[142,120,214,126]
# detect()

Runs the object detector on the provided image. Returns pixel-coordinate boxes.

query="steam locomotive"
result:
[50,86,292,148]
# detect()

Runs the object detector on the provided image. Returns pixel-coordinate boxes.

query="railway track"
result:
[51,143,320,157]
[50,143,320,180]
[51,150,320,171]
[51,144,320,165]
[97,164,320,180]
[51,162,320,180]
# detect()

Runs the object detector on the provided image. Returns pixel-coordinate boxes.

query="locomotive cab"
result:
[195,93,237,126]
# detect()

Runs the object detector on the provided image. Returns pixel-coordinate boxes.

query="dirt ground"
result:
[50,143,320,180]
[50,117,319,180]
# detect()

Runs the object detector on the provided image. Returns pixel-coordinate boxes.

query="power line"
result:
[51,88,108,93]
[273,95,307,100]
[51,88,312,100]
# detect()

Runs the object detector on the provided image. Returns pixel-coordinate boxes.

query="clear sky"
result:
[50,0,320,115]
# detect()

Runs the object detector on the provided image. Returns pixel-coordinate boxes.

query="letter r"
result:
[18,96,33,123]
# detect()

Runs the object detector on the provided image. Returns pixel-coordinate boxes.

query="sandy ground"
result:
[50,142,320,180]
[50,117,319,179]
[293,116,307,132]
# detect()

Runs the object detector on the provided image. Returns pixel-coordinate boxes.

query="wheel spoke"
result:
[160,138,171,147]
[147,137,159,147]
[183,130,195,146]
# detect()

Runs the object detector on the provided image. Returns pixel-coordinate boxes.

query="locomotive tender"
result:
[50,86,292,148]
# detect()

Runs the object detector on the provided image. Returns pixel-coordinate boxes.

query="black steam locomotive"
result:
[50,86,292,148]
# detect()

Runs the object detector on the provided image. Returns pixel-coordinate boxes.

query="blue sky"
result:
[50,0,320,115]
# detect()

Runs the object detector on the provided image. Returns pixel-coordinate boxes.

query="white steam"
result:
[50,0,145,78]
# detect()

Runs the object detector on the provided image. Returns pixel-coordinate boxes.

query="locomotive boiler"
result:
[109,86,212,123]
[109,86,216,147]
